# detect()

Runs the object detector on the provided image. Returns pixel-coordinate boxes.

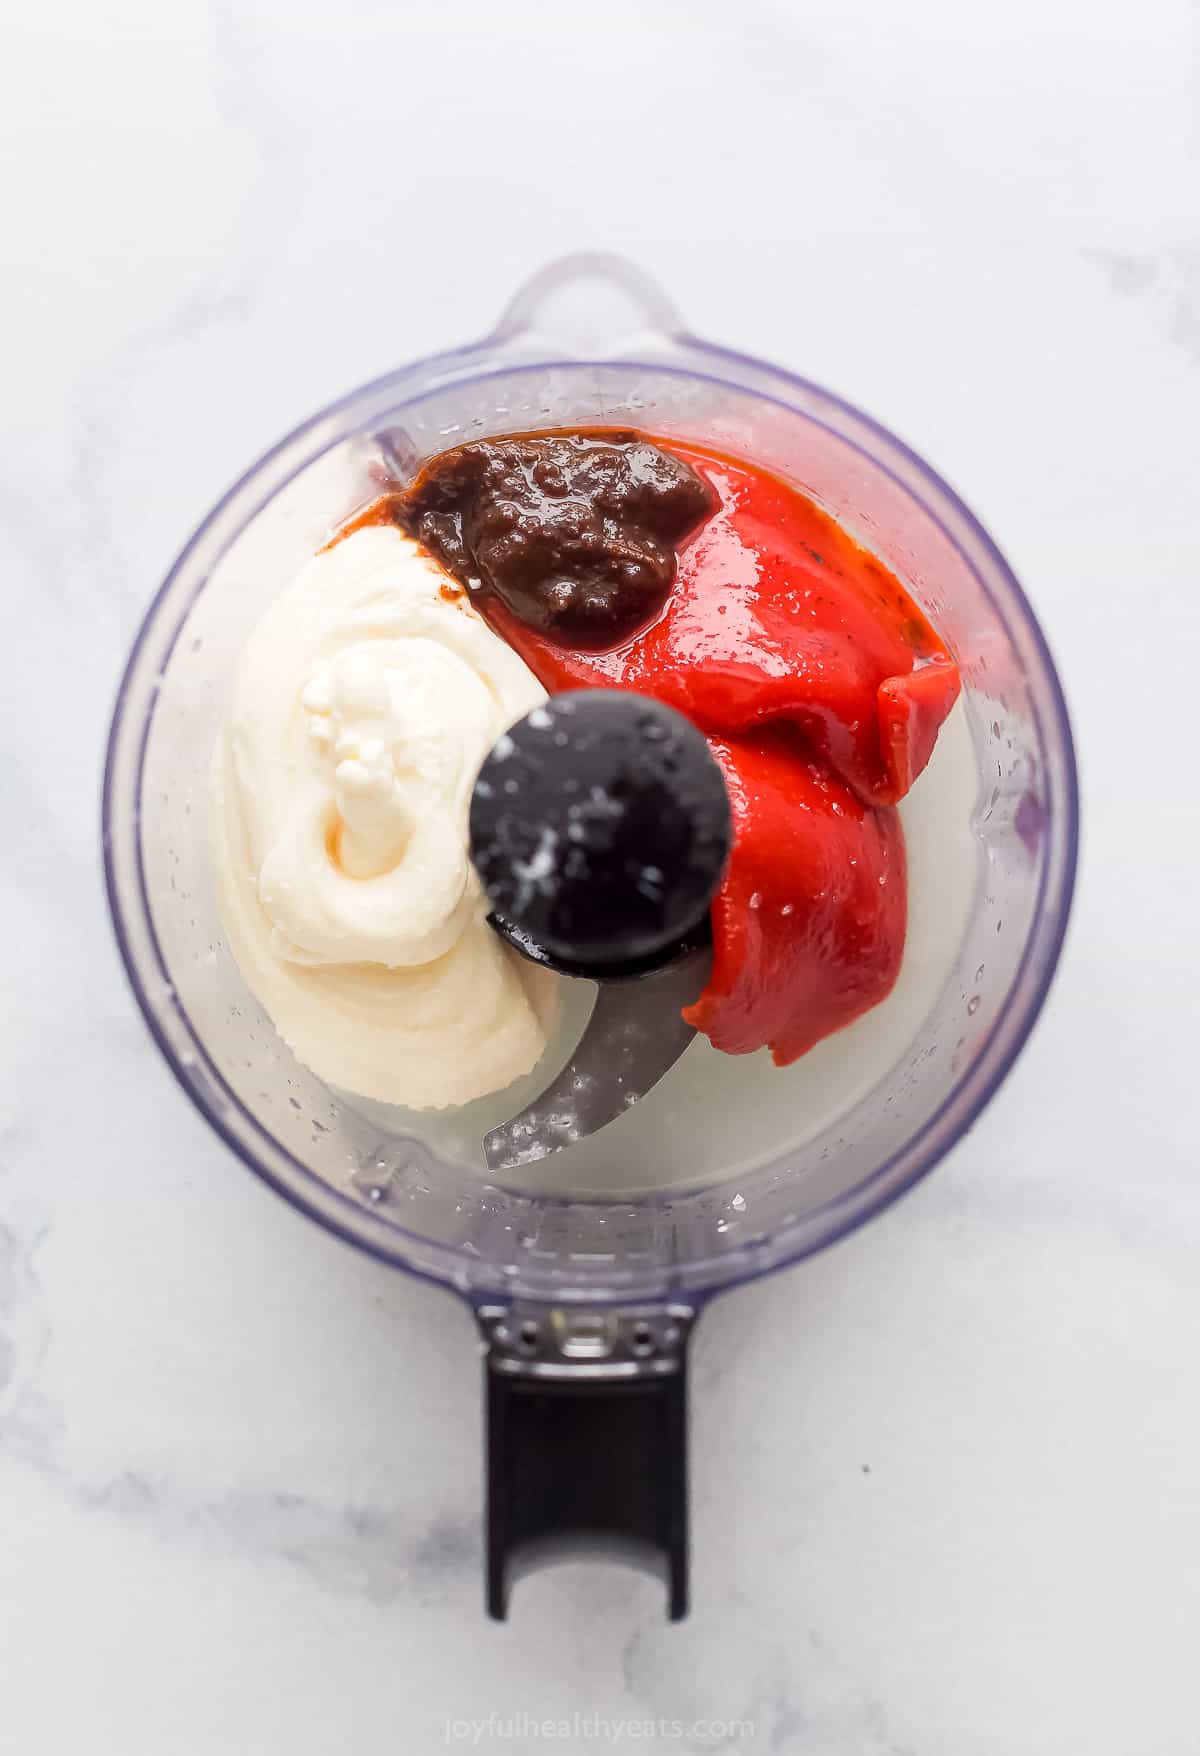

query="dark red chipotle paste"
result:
[397,429,715,647]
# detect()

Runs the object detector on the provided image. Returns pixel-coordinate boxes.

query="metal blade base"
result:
[483,950,711,1171]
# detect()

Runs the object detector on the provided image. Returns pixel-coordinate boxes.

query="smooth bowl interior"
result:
[104,346,1077,1304]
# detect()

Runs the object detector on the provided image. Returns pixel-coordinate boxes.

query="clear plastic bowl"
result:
[103,254,1078,1310]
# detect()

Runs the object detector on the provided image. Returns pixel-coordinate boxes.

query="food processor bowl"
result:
[103,254,1078,1615]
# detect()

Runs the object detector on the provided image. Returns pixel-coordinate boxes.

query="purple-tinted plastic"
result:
[102,254,1078,1308]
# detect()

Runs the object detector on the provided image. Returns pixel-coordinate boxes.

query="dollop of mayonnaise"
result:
[210,524,558,1109]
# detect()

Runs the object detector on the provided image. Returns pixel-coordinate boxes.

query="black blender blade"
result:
[468,689,731,1167]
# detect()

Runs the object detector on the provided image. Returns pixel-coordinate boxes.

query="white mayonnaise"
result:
[210,524,558,1109]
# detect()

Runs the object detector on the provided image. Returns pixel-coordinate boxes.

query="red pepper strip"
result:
[682,732,906,1063]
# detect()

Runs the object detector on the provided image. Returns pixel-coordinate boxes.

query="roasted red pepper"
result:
[478,438,959,1065]
[685,731,907,1061]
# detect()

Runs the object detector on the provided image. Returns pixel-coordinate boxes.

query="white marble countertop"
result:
[4,1,1199,1750]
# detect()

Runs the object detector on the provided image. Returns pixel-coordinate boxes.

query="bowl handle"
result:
[490,251,685,354]
[477,1300,695,1619]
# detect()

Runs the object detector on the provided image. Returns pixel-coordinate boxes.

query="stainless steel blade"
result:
[483,949,712,1171]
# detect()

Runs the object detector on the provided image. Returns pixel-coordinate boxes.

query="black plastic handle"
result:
[478,1303,695,1620]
